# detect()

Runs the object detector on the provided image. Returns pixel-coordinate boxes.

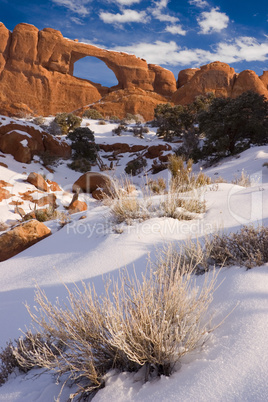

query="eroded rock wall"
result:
[172,61,268,104]
[0,22,176,117]
[0,23,267,120]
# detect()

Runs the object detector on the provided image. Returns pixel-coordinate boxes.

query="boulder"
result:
[99,143,146,154]
[67,200,87,214]
[0,117,71,162]
[0,180,12,202]
[145,144,172,159]
[34,193,57,208]
[0,187,11,202]
[42,133,72,159]
[73,172,111,194]
[0,219,51,262]
[47,180,61,191]
[26,172,48,192]
[0,130,33,163]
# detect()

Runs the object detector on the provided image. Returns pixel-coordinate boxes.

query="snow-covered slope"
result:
[0,119,268,401]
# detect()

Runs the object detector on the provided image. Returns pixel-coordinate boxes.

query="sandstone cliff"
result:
[0,23,267,120]
[172,61,268,104]
[0,22,176,118]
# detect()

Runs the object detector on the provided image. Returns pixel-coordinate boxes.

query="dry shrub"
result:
[23,206,70,226]
[0,341,21,385]
[160,192,205,220]
[14,252,218,400]
[103,177,150,224]
[147,177,167,194]
[209,225,268,269]
[111,196,149,224]
[232,169,250,187]
[170,225,268,272]
[168,155,211,192]
[104,176,205,225]
[0,334,47,385]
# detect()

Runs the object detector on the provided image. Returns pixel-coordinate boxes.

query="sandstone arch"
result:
[1,22,267,120]
[0,22,176,117]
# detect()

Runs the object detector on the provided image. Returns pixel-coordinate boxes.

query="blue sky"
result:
[1,0,268,87]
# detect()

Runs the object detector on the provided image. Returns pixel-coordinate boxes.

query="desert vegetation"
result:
[155,91,268,164]
[82,109,104,120]
[53,113,82,135]
[169,225,268,273]
[103,160,209,225]
[67,127,99,172]
[7,249,218,400]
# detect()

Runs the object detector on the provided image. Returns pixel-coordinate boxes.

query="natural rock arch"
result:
[0,22,267,119]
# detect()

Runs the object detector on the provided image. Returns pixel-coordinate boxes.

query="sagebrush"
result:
[13,252,218,400]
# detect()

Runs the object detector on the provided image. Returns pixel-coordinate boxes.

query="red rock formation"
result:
[0,22,176,119]
[231,69,268,98]
[99,143,146,153]
[172,61,268,105]
[0,116,71,162]
[34,194,57,208]
[1,22,267,120]
[0,219,51,261]
[145,144,172,159]
[47,180,62,192]
[177,68,200,88]
[67,200,87,214]
[27,172,48,192]
[73,172,111,194]
[79,88,172,121]
[0,180,13,202]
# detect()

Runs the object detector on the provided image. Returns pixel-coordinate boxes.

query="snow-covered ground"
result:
[0,118,268,401]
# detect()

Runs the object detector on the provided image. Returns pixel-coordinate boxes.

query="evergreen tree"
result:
[198,91,268,160]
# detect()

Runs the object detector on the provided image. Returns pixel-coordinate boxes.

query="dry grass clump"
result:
[110,196,150,224]
[170,225,268,273]
[232,169,250,187]
[103,177,151,224]
[23,206,70,227]
[104,175,206,225]
[209,225,268,269]
[0,334,46,385]
[168,155,211,192]
[147,177,167,194]
[160,191,206,220]
[13,252,218,400]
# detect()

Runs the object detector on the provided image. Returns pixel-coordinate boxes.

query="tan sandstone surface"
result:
[0,23,267,120]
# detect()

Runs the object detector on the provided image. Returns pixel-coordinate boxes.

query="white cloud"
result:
[70,17,85,25]
[51,0,90,16]
[166,25,187,36]
[99,9,149,24]
[112,41,212,65]
[113,0,141,5]
[214,37,268,63]
[189,0,209,8]
[151,0,180,24]
[111,36,268,66]
[197,7,229,34]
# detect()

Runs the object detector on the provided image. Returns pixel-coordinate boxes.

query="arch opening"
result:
[73,56,118,88]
